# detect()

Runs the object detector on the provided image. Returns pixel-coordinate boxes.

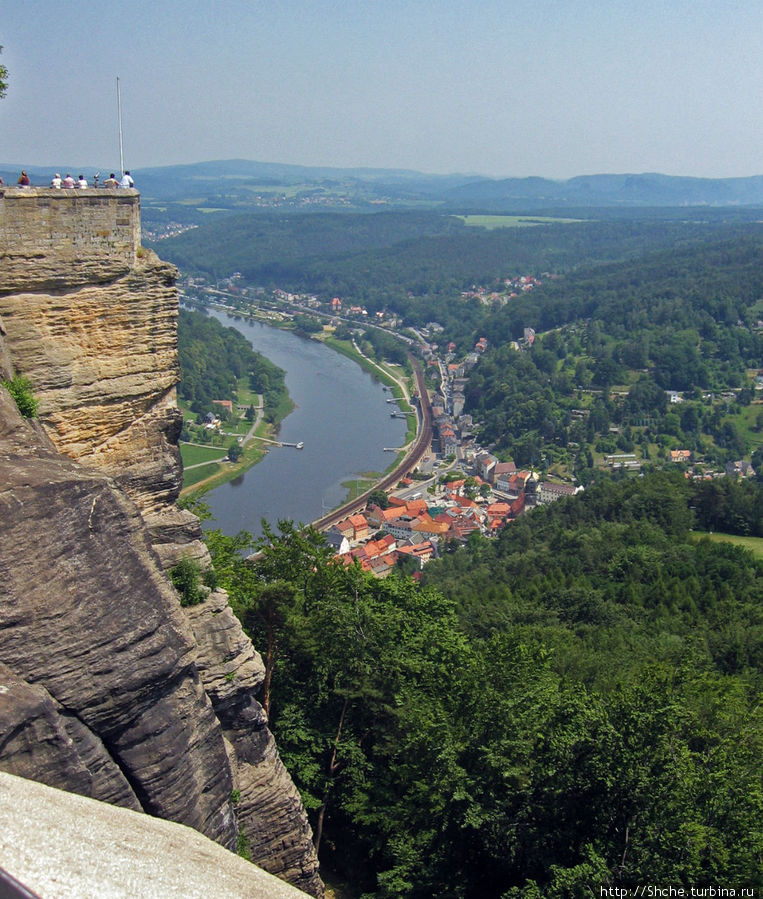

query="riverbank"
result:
[321,335,418,449]
[180,310,417,510]
[179,415,286,498]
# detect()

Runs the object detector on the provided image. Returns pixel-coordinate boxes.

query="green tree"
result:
[228,441,243,462]
[368,488,390,509]
[169,557,204,606]
[0,46,8,99]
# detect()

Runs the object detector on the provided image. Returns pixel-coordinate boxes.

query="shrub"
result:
[2,375,39,418]
[169,558,203,606]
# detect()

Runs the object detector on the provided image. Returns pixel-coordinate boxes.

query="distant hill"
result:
[445,172,763,208]
[3,160,763,210]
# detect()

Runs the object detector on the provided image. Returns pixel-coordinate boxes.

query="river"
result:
[201,310,408,537]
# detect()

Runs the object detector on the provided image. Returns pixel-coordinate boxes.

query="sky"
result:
[1,0,762,179]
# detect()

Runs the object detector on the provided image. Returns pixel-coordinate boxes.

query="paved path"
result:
[240,395,264,446]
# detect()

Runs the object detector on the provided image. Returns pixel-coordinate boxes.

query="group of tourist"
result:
[1,170,134,189]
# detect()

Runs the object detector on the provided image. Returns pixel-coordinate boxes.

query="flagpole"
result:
[117,76,124,175]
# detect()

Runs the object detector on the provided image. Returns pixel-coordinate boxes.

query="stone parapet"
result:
[0,188,140,294]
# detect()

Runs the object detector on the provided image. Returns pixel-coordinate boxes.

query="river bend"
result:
[201,311,407,537]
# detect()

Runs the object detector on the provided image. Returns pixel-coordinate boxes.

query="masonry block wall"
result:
[0,188,141,294]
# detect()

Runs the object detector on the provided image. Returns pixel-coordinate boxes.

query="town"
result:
[178,273,597,576]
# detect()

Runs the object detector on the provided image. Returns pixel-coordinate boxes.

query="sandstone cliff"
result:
[0,188,322,897]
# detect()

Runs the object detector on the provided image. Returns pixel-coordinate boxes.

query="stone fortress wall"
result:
[0,187,140,264]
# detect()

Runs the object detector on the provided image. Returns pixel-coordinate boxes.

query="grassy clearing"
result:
[180,431,269,496]
[322,336,395,384]
[692,530,763,559]
[181,460,226,490]
[180,444,228,467]
[455,214,582,229]
[341,476,381,502]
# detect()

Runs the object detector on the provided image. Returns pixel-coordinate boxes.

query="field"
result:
[692,530,763,558]
[456,214,582,229]
[180,444,228,467]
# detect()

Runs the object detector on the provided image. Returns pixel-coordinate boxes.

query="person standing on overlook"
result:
[50,173,62,188]
[62,174,75,188]
[17,170,30,186]
[120,170,134,188]
[104,173,119,188]
[76,175,88,189]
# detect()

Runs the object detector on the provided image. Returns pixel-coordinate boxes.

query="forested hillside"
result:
[177,308,287,419]
[466,236,763,475]
[202,471,762,897]
[167,205,763,895]
[155,211,753,301]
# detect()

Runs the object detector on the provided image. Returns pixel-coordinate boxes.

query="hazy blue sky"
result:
[2,0,761,178]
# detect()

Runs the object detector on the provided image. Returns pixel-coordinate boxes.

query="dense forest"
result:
[200,471,762,897]
[177,308,287,420]
[155,211,759,303]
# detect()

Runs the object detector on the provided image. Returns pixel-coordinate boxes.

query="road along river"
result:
[200,311,408,538]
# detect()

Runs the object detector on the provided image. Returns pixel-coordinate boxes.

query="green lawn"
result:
[180,443,228,467]
[692,530,763,558]
[455,214,582,229]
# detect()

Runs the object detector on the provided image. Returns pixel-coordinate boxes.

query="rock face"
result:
[0,390,237,845]
[0,188,323,897]
[186,593,322,895]
[0,771,311,899]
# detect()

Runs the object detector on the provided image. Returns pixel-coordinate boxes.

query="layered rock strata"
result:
[0,189,322,896]
[0,391,236,845]
[186,593,322,895]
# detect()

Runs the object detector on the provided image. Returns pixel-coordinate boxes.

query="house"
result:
[396,540,436,567]
[475,452,498,482]
[504,471,532,498]
[411,517,450,538]
[330,297,342,311]
[447,494,481,512]
[404,499,429,516]
[492,460,517,487]
[538,481,579,505]
[669,450,691,464]
[446,518,482,542]
[325,529,351,555]
[441,431,459,458]
[365,504,400,529]
[385,515,426,541]
[334,518,355,540]
[485,502,511,520]
[368,554,397,578]
[348,514,370,542]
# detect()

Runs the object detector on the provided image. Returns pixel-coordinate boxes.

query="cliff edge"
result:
[0,188,322,897]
